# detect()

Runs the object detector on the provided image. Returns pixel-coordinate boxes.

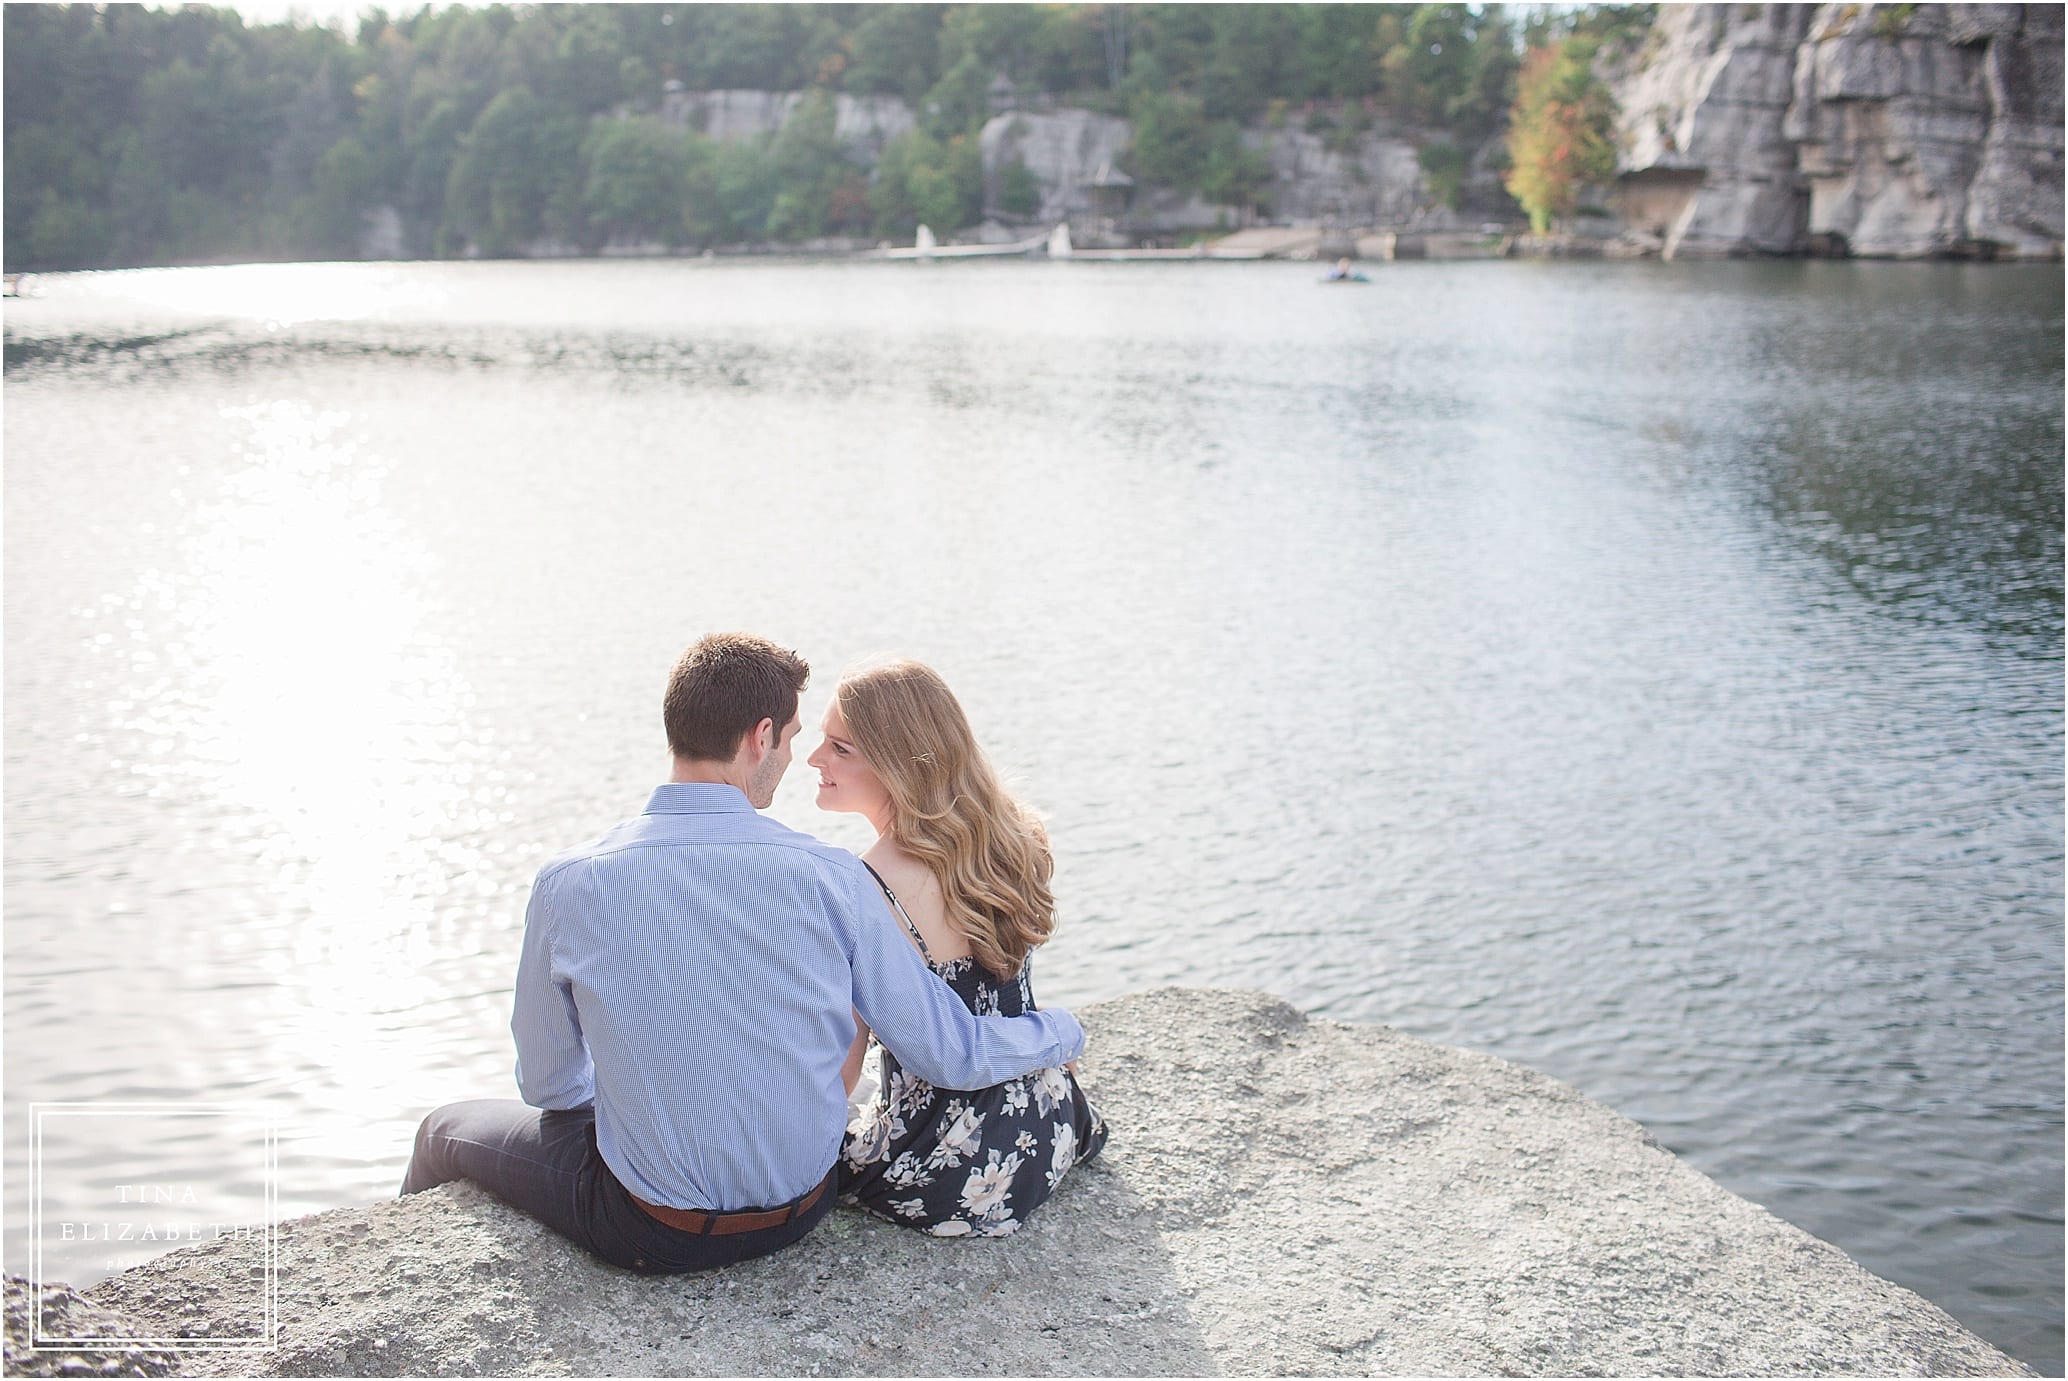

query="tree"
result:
[710,137,780,242]
[1503,36,1617,234]
[846,4,944,106]
[300,134,377,257]
[1200,121,1270,207]
[445,86,583,255]
[870,127,978,236]
[581,118,691,245]
[766,89,852,240]
[1127,88,1210,190]
[997,158,1040,217]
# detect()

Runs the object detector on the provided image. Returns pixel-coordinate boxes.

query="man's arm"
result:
[510,864,596,1109]
[842,868,1085,1090]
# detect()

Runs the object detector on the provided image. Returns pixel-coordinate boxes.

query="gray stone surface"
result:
[1610,4,1815,257]
[978,109,1135,227]
[3,1276,177,1378]
[655,89,916,166]
[7,989,2031,1377]
[1612,2,2063,258]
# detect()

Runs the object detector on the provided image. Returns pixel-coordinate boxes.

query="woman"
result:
[809,659,1106,1237]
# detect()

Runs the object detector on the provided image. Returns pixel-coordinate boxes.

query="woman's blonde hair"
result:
[836,660,1054,980]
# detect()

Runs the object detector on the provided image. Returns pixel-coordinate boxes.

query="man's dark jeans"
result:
[400,1099,833,1273]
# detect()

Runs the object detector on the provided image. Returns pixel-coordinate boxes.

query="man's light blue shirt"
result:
[510,781,1087,1212]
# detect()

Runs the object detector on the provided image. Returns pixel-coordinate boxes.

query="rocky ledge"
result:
[3,989,2030,1377]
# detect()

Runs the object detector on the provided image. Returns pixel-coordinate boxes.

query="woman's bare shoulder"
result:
[858,839,928,893]
[859,840,970,960]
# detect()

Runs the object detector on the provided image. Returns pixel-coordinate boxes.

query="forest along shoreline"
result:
[4,4,2059,275]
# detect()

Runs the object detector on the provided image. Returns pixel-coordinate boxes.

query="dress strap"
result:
[860,860,934,964]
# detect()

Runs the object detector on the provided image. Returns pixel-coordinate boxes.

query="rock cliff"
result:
[656,88,916,166]
[2,989,2030,1378]
[1611,3,2064,258]
[528,7,2061,260]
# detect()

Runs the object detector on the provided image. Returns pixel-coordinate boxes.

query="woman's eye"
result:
[833,743,848,755]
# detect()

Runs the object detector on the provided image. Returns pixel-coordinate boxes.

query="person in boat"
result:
[1325,256,1367,282]
[813,659,1107,1236]
[400,633,1085,1272]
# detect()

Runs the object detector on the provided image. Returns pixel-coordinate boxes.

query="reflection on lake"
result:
[4,258,2060,1372]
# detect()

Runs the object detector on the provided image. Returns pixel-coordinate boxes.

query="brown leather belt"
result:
[630,1167,834,1237]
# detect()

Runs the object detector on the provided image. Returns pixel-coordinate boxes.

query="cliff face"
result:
[1611,3,2064,258]
[655,88,917,166]
[447,4,2061,260]
[2,989,2031,1379]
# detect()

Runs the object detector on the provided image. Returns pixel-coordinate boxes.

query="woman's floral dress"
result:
[839,871,1107,1238]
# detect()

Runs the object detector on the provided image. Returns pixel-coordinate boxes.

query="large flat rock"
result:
[9,989,2028,1376]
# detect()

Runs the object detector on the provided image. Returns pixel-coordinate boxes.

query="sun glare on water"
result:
[144,400,497,1155]
[59,261,445,327]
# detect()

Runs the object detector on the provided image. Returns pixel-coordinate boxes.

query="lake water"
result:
[4,257,2061,1372]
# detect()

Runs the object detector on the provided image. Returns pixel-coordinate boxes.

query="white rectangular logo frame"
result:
[29,1102,278,1351]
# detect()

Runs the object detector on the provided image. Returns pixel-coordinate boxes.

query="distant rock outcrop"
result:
[656,88,916,165]
[1239,124,1439,229]
[978,109,1134,226]
[2,989,2031,1378]
[1610,2,2064,258]
[1611,5,1816,256]
[526,6,2058,260]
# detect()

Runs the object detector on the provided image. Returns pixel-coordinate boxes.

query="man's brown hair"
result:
[664,633,810,762]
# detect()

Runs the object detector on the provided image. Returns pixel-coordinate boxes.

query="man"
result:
[401,632,1086,1273]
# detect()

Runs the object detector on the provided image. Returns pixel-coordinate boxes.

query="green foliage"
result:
[1416,139,1469,210]
[846,5,944,105]
[1872,3,1918,40]
[767,90,857,240]
[710,138,780,243]
[581,119,693,245]
[300,135,378,257]
[1325,105,1372,155]
[997,159,1040,217]
[1128,89,1210,190]
[871,128,980,235]
[0,2,1654,270]
[445,86,584,255]
[1503,35,1618,234]
[1200,122,1270,207]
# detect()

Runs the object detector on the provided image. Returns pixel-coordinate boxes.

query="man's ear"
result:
[732,719,773,773]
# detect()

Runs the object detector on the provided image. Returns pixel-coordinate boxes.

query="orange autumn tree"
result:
[1503,37,1619,235]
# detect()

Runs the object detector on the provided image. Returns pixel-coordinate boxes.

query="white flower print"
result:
[959,1149,1022,1220]
[1032,1066,1071,1117]
[843,1109,904,1167]
[999,1079,1030,1116]
[840,959,1104,1239]
[883,1152,935,1190]
[1046,1122,1077,1188]
[885,1067,931,1119]
[926,1107,986,1170]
